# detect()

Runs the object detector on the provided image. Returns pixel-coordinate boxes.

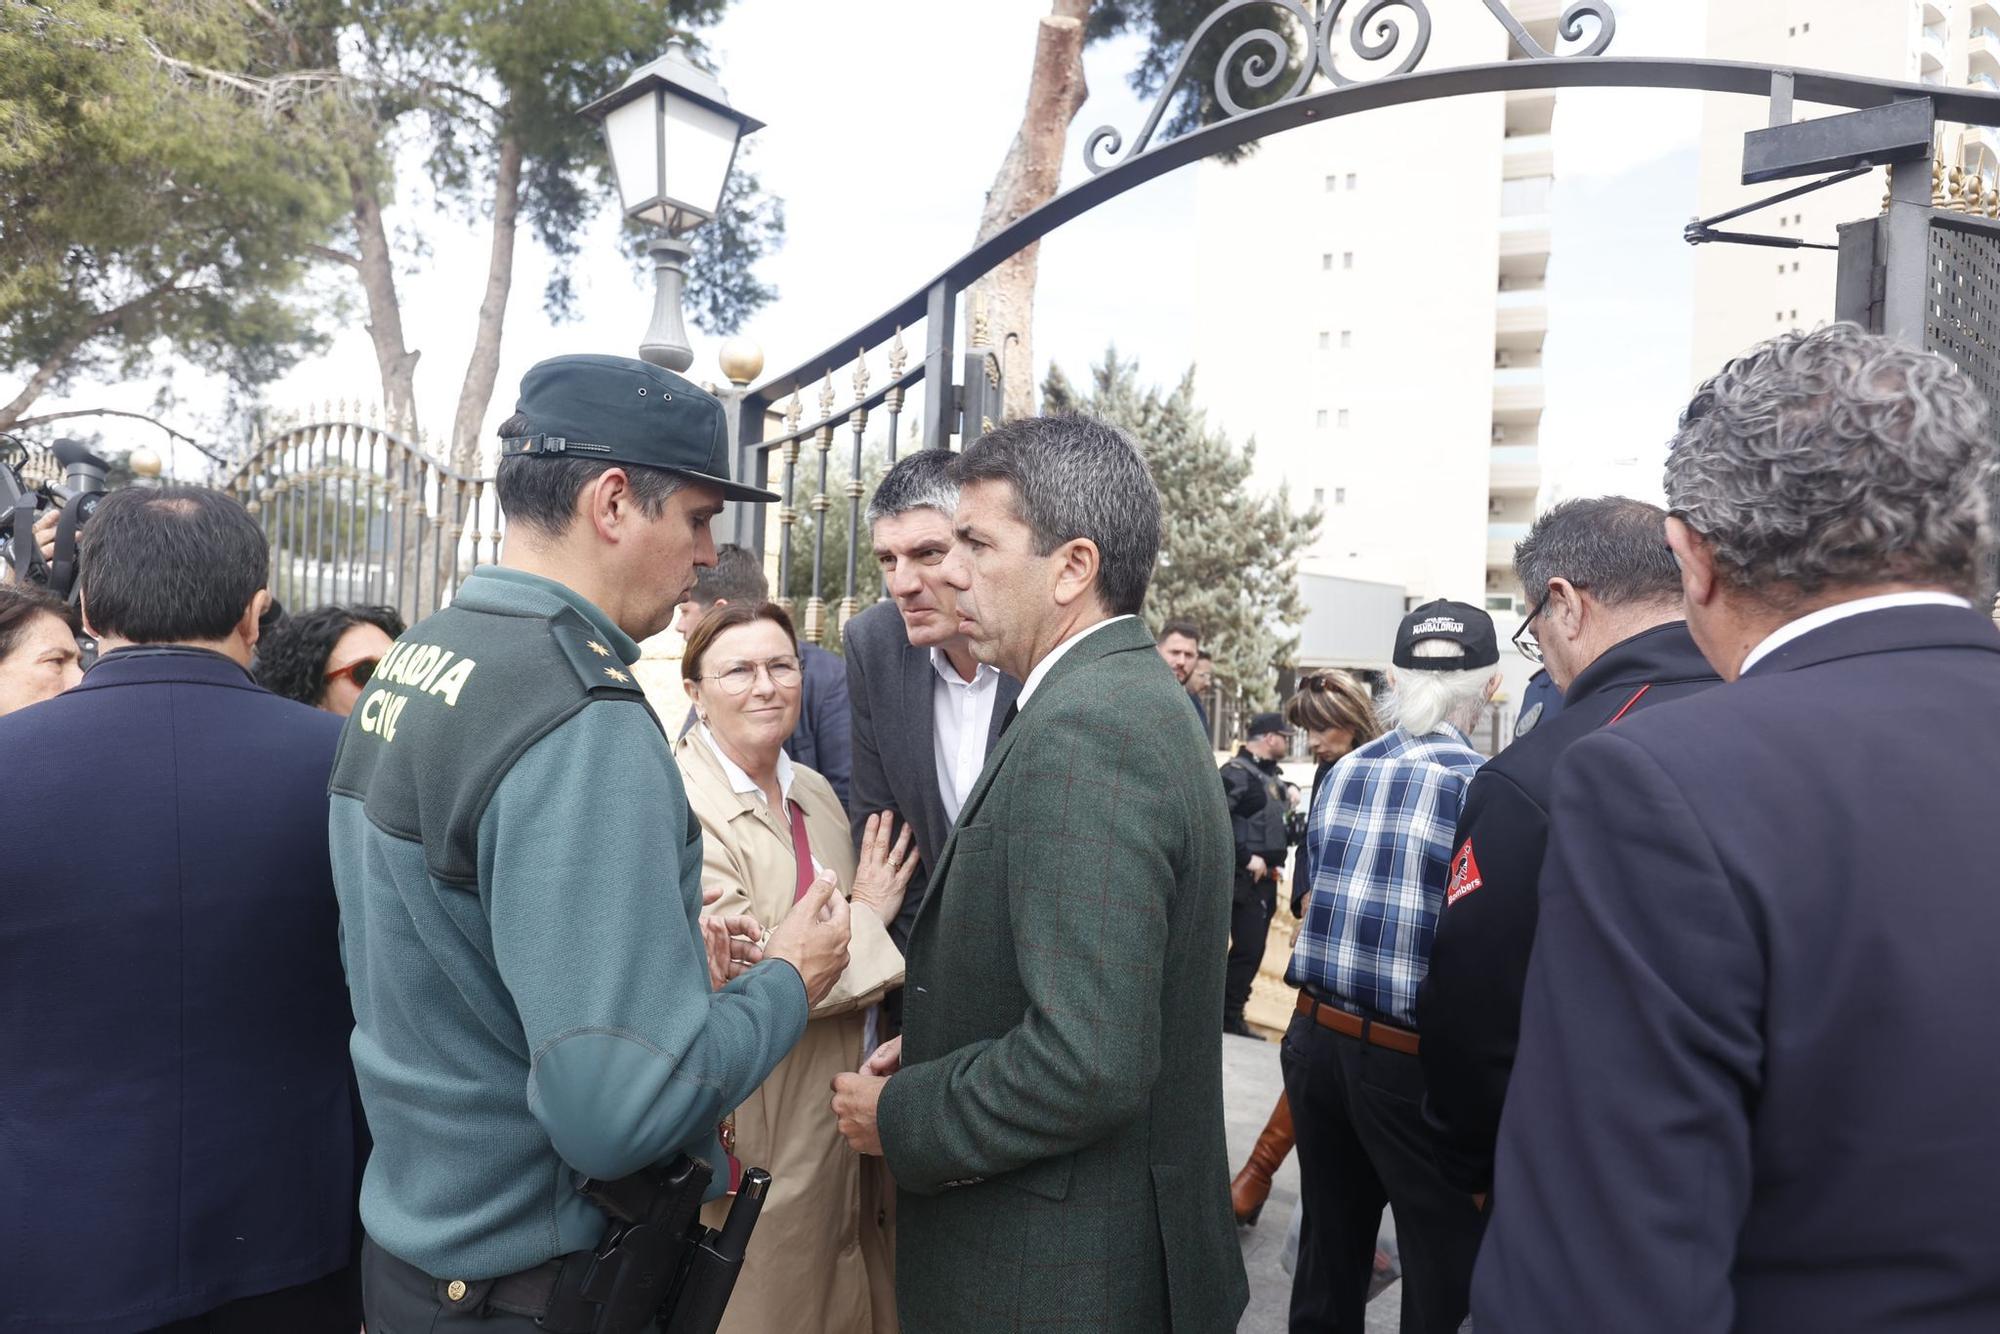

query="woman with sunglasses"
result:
[1231,670,1386,1233]
[253,604,404,716]
[676,599,914,1334]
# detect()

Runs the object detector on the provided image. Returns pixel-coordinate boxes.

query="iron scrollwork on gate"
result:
[1084,0,1618,173]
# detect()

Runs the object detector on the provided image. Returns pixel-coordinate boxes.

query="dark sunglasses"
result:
[325,657,379,690]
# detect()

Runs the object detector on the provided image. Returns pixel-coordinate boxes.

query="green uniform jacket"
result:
[328,567,808,1280]
[878,616,1249,1333]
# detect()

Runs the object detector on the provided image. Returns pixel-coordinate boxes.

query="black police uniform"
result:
[1416,620,1718,1195]
[1221,745,1289,1029]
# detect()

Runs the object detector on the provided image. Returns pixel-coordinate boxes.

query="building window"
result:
[1335,487,1346,505]
[1340,329,1352,348]
[1346,172,1358,190]
[1318,331,1331,349]
[1337,409,1351,428]
[1802,22,1810,33]
[1322,253,1334,270]
[1312,488,1325,507]
[1316,409,1329,428]
[1791,309,1798,319]
[1788,25,1795,36]
[1342,251,1354,269]
[1325,174,1337,191]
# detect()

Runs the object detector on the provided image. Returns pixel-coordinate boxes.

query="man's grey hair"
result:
[1513,497,1682,609]
[951,414,1162,616]
[866,448,959,527]
[1388,640,1491,736]
[1667,323,1997,600]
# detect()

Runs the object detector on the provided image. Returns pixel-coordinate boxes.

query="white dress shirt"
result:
[931,648,1003,825]
[1739,592,1973,675]
[1017,614,1136,708]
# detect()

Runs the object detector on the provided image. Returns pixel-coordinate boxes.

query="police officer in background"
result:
[331,354,854,1332]
[1222,712,1293,1037]
[1416,496,1718,1204]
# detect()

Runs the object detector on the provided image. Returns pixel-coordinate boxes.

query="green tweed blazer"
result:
[877,615,1249,1333]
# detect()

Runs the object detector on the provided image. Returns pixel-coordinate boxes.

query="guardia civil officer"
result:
[1475,325,2000,1333]
[1221,711,1292,1037]
[1415,496,1718,1201]
[331,355,854,1332]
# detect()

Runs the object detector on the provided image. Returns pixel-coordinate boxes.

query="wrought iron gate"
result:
[219,410,502,621]
[728,0,2000,652]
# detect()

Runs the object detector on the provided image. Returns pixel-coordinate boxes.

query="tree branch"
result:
[6,408,228,466]
[308,243,362,268]
[0,276,190,431]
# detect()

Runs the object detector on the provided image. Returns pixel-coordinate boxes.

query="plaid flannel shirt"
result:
[1286,723,1485,1028]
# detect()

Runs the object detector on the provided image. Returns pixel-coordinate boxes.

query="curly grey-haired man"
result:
[1474,323,2000,1334]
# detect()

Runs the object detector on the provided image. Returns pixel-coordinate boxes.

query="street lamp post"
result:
[581,40,764,372]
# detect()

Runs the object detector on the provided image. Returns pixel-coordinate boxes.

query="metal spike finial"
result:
[887,327,909,378]
[852,349,871,402]
[783,391,803,434]
[817,371,836,418]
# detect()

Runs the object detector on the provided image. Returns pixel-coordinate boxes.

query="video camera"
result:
[0,435,112,600]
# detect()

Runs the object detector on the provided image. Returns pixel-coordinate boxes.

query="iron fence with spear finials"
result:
[220,402,503,623]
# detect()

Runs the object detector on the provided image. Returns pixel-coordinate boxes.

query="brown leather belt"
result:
[1296,991,1421,1055]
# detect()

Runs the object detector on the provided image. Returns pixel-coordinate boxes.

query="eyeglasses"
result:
[1512,599,1546,664]
[702,657,803,695]
[325,657,379,690]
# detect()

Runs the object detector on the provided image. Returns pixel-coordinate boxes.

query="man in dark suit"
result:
[845,448,1021,949]
[832,416,1247,1332]
[675,542,852,802]
[0,486,361,1331]
[1418,496,1719,1202]
[1475,324,2000,1333]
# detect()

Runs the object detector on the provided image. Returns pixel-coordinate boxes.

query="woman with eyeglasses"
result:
[252,604,404,716]
[676,600,914,1334]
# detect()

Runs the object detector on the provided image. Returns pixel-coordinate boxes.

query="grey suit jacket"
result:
[843,600,1020,949]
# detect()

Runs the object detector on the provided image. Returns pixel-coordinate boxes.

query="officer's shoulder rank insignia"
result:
[553,616,644,696]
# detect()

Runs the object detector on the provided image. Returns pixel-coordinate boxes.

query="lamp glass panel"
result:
[603,92,663,216]
[660,95,740,226]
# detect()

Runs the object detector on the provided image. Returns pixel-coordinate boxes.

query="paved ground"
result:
[1225,1031,1401,1333]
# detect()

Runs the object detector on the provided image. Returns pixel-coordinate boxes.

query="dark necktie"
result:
[999,700,1020,735]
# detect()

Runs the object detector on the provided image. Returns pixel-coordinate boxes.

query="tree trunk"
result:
[450,132,523,476]
[350,167,421,433]
[971,0,1094,422]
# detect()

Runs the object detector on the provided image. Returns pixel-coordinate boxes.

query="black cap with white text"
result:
[1392,599,1499,671]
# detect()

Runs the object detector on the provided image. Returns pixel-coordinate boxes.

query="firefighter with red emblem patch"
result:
[1416,499,1719,1204]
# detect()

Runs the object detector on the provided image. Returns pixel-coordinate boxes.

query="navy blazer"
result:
[1419,622,1719,1194]
[1474,605,2000,1334]
[785,642,852,807]
[0,647,357,1332]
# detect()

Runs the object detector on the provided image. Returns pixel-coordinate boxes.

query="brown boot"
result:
[1230,1092,1295,1226]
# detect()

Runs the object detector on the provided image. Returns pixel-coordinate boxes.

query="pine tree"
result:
[1043,349,1320,707]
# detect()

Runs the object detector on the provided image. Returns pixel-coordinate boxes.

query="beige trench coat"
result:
[677,732,904,1334]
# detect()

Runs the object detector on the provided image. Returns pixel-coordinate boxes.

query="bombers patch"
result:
[1446,839,1484,905]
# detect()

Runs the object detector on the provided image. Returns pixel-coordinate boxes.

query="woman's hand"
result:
[849,812,918,926]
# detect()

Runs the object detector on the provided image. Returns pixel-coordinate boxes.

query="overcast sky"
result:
[35,0,1716,498]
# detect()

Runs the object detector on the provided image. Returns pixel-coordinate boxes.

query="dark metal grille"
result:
[1926,216,2000,594]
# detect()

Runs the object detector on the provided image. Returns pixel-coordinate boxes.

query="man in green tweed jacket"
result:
[832,414,1248,1332]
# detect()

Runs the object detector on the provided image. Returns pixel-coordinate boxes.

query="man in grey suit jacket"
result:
[845,449,1021,949]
